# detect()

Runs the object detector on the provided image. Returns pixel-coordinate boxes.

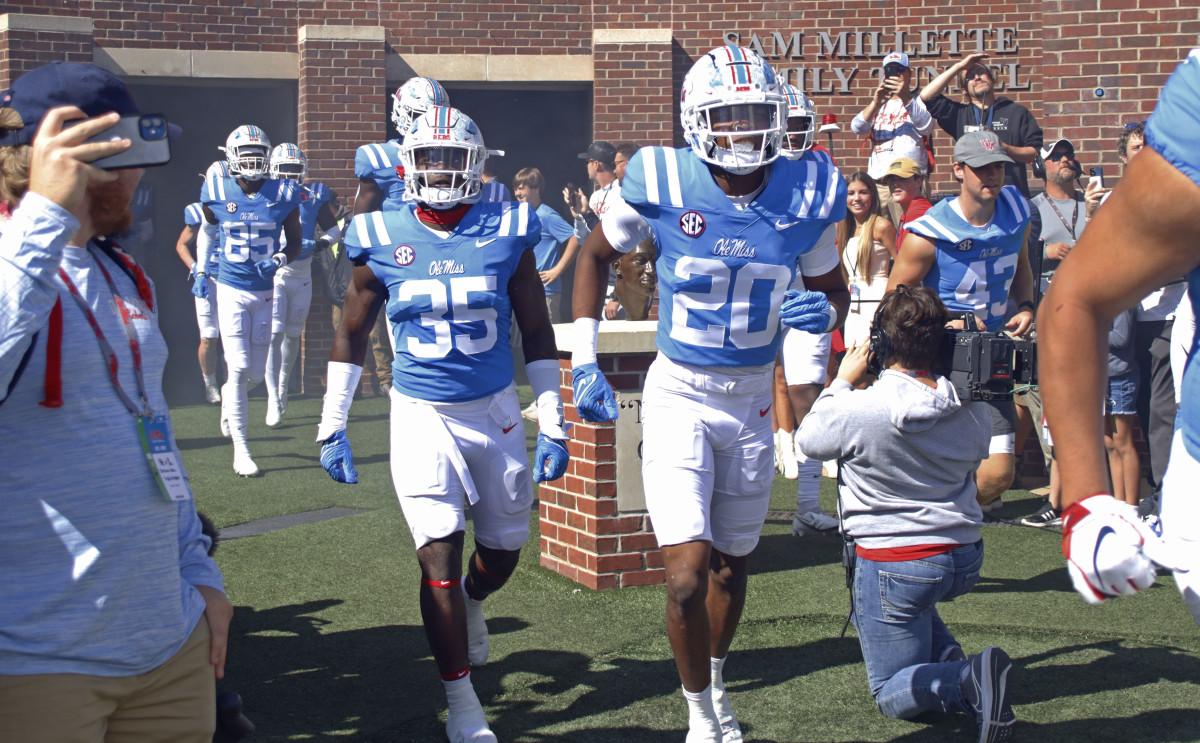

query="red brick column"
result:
[297,24,387,395]
[0,14,94,88]
[592,28,675,147]
[539,322,665,590]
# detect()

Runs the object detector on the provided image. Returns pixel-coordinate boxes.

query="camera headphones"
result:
[867,289,901,371]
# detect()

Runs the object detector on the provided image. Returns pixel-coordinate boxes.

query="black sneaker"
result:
[961,647,1016,743]
[1019,501,1061,528]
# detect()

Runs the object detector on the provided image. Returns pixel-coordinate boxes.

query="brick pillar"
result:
[592,28,675,146]
[0,14,94,88]
[297,24,387,396]
[539,322,665,590]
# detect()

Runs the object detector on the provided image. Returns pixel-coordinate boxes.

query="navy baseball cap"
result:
[0,61,179,147]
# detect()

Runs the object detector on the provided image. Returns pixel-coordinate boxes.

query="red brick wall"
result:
[0,27,93,88]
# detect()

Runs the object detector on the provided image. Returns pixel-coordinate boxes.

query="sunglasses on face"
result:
[1046,149,1075,161]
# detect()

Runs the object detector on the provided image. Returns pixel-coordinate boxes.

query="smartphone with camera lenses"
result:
[1088,166,1105,189]
[68,114,172,170]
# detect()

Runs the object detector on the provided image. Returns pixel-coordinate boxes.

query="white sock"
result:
[224,368,249,446]
[279,334,300,401]
[202,372,219,390]
[794,436,823,513]
[711,656,738,721]
[683,684,720,738]
[265,332,285,404]
[443,672,482,718]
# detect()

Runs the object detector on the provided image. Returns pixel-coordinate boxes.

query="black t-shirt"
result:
[926,95,1044,198]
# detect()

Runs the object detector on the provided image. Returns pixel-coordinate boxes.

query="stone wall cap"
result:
[593,29,672,45]
[299,24,385,43]
[0,13,93,34]
[552,321,658,355]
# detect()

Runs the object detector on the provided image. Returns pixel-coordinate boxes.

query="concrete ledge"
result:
[95,47,298,79]
[299,24,385,43]
[594,28,672,45]
[552,320,658,355]
[0,13,92,34]
[390,53,592,83]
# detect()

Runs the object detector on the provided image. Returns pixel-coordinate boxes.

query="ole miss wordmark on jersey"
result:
[355,140,407,209]
[345,201,540,403]
[905,185,1031,331]
[295,181,332,262]
[620,146,846,367]
[184,202,220,276]
[200,174,302,292]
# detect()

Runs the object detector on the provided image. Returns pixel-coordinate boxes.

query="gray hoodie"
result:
[795,371,991,550]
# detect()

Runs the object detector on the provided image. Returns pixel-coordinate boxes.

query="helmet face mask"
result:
[780,84,816,159]
[223,125,271,181]
[399,107,486,208]
[391,77,450,137]
[268,143,307,183]
[681,47,786,175]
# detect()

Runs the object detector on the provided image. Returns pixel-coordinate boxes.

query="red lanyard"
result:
[56,247,151,417]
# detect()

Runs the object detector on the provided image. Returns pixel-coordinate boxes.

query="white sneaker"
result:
[773,431,785,474]
[265,402,282,428]
[205,385,221,404]
[446,706,496,743]
[220,410,231,438]
[520,401,538,422]
[792,509,838,536]
[463,583,489,666]
[233,447,260,477]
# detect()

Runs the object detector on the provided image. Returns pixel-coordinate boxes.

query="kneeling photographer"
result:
[795,285,1017,742]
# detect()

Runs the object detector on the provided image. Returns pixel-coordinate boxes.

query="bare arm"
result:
[572,225,622,321]
[874,216,898,259]
[920,52,987,103]
[887,232,937,290]
[281,208,302,263]
[354,178,383,215]
[175,224,198,271]
[1005,226,1035,336]
[1002,144,1038,164]
[540,235,581,286]
[510,250,558,363]
[317,201,338,231]
[331,263,387,366]
[1040,147,1200,509]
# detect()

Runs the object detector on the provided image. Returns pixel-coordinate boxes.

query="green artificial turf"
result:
[176,392,1200,742]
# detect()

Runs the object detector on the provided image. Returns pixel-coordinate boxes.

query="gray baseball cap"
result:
[953,130,1014,167]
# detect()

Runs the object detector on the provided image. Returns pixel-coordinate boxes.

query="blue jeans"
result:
[852,540,983,719]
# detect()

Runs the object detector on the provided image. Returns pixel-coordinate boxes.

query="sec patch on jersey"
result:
[394,244,416,266]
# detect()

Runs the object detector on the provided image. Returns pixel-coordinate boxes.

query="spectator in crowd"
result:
[881,157,932,254]
[514,167,579,323]
[920,52,1043,198]
[0,60,230,741]
[837,172,896,350]
[1038,50,1199,619]
[598,142,642,321]
[795,285,1013,742]
[851,51,935,224]
[614,141,638,184]
[176,198,223,404]
[480,157,511,202]
[1106,308,1142,507]
[888,131,1035,512]
[564,139,621,245]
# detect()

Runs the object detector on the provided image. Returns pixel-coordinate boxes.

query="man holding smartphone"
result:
[851,51,935,225]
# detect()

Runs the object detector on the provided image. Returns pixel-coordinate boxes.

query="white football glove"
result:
[1061,494,1180,605]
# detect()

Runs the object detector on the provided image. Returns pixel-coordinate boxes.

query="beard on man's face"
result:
[86,178,135,236]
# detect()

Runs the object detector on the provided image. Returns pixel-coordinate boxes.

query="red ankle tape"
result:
[440,667,470,681]
[422,577,462,589]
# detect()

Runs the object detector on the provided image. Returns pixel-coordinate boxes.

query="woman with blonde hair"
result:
[837,171,896,348]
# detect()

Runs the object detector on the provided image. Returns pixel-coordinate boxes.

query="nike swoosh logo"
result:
[502,422,519,434]
[774,219,801,230]
[759,406,771,417]
[476,238,497,247]
[1092,525,1118,598]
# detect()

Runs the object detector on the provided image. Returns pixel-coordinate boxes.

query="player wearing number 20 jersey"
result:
[343,201,538,402]
[905,183,1031,331]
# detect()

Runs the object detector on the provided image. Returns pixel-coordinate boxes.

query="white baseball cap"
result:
[882,51,910,69]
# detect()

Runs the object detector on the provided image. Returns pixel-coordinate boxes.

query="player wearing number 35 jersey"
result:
[316,106,568,743]
[572,46,850,742]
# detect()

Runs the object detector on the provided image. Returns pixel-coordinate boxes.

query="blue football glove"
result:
[533,432,569,483]
[255,257,281,279]
[571,363,619,422]
[190,272,209,300]
[187,261,197,281]
[320,429,358,484]
[780,289,835,333]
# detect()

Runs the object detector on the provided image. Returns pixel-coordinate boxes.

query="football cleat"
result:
[680,46,787,175]
[232,446,261,478]
[398,106,487,208]
[445,702,496,743]
[265,402,282,428]
[268,142,306,182]
[780,83,817,158]
[221,125,271,181]
[391,76,450,135]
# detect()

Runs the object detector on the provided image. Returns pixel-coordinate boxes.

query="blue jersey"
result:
[620,146,846,367]
[1148,49,1200,460]
[345,201,540,402]
[480,180,511,203]
[905,185,1031,331]
[295,181,331,262]
[354,140,407,210]
[200,175,302,292]
[184,202,219,276]
[532,203,575,295]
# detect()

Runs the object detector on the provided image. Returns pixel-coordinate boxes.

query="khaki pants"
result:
[0,622,215,743]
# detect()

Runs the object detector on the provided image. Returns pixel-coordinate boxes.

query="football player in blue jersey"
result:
[193,125,302,477]
[353,76,449,214]
[316,106,569,743]
[175,196,222,404]
[571,47,850,743]
[262,143,340,427]
[887,130,1035,511]
[1040,49,1200,622]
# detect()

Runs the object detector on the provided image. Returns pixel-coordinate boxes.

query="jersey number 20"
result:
[671,256,791,349]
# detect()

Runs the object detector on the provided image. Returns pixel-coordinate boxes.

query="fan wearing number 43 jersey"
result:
[316,106,567,743]
[887,129,1036,512]
[571,46,849,743]
[1040,49,1200,622]
[194,125,303,478]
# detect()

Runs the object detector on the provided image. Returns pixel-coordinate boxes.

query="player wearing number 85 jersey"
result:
[888,129,1035,512]
[195,126,303,477]
[317,106,567,743]
[572,46,850,743]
